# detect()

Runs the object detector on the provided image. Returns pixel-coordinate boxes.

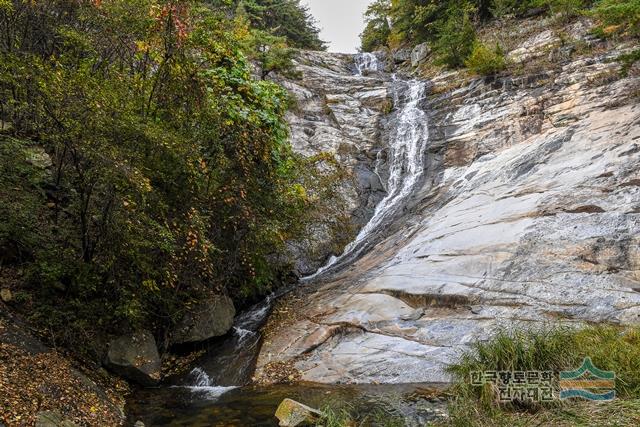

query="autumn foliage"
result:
[0,0,334,357]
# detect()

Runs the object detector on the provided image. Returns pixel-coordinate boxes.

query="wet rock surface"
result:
[257,28,640,384]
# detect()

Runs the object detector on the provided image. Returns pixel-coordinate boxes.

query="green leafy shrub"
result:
[465,42,507,75]
[491,0,544,18]
[592,0,640,37]
[248,30,301,79]
[211,0,326,50]
[546,0,588,22]
[360,0,392,52]
[0,0,338,357]
[434,7,477,68]
[0,138,47,265]
[618,48,640,76]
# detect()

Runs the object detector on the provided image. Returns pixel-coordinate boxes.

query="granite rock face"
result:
[257,30,640,384]
[411,43,431,67]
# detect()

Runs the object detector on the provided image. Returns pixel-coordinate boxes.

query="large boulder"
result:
[411,42,431,67]
[104,331,161,386]
[1,288,12,303]
[275,399,324,427]
[392,48,412,64]
[171,295,235,345]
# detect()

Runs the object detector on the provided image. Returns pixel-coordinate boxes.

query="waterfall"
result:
[178,54,429,397]
[181,367,237,399]
[354,52,382,75]
[179,295,275,399]
[306,65,429,280]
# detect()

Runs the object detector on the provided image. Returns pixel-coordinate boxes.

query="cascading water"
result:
[354,52,382,75]
[307,60,430,280]
[181,367,238,399]
[170,295,274,397]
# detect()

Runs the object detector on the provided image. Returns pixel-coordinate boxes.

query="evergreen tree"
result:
[360,0,392,52]
[216,0,326,50]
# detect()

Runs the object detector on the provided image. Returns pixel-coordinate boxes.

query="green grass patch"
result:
[316,404,405,427]
[591,0,640,38]
[442,324,640,426]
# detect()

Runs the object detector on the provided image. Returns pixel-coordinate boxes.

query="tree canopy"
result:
[210,0,326,50]
[360,0,639,69]
[0,0,336,357]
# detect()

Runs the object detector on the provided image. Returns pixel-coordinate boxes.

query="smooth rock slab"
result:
[257,23,640,385]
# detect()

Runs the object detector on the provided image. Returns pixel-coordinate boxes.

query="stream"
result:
[127,297,447,426]
[127,53,444,426]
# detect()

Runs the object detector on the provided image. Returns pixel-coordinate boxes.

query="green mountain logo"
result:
[559,358,615,401]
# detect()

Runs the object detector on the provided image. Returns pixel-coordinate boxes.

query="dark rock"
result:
[520,6,547,18]
[392,48,412,64]
[171,295,235,345]
[104,331,161,386]
[411,43,431,67]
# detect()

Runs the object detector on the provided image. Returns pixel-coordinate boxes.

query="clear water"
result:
[127,382,447,426]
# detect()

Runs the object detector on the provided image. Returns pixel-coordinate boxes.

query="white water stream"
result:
[306,54,430,279]
[354,52,383,75]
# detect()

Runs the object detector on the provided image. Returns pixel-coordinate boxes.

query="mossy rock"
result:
[275,398,324,426]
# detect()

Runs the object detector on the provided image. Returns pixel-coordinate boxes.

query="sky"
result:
[302,0,372,53]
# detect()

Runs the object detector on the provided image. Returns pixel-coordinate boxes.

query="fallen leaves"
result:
[254,361,302,386]
[0,343,124,426]
[161,350,206,379]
